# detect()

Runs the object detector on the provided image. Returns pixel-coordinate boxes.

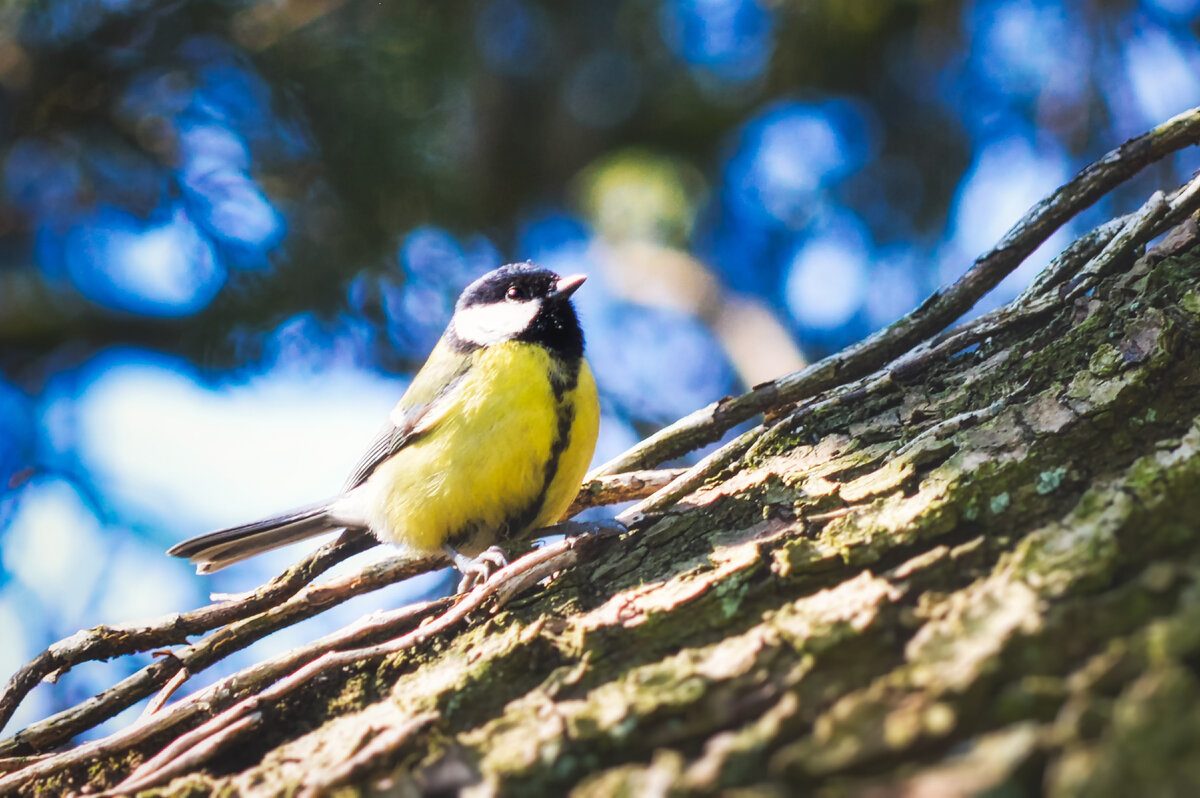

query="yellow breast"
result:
[362,342,599,554]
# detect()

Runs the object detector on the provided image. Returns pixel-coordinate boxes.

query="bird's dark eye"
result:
[506,285,523,300]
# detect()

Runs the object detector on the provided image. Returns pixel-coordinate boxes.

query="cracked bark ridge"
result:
[23,227,1200,795]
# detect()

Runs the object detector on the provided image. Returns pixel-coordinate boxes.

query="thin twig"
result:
[1022,216,1127,299]
[570,469,688,515]
[0,598,451,795]
[110,532,621,794]
[95,712,265,797]
[590,105,1200,477]
[616,426,764,527]
[0,550,444,756]
[1066,173,1200,300]
[140,666,189,719]
[0,529,374,735]
[743,372,896,465]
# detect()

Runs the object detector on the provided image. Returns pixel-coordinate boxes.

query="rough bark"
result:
[20,225,1200,796]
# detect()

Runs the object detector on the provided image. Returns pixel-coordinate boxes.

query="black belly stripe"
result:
[445,356,581,550]
[501,356,580,539]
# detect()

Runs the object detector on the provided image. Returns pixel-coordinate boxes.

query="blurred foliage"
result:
[1,0,955,366]
[2,0,1193,366]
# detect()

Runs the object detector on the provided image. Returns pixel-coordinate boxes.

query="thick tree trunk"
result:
[26,223,1200,796]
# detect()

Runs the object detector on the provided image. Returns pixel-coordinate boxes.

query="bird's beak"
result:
[552,274,587,301]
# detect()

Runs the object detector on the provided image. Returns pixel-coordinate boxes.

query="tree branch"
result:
[105,531,621,795]
[0,470,676,756]
[621,168,1200,530]
[0,530,375,736]
[0,547,441,756]
[590,105,1200,477]
[0,596,453,793]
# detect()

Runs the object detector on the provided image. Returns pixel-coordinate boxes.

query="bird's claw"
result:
[448,545,509,593]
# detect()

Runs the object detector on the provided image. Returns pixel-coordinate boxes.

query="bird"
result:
[167,263,600,588]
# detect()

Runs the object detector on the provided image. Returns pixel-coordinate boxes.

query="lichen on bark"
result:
[24,235,1200,797]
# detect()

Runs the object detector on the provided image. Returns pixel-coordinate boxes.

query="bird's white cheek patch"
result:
[453,300,540,345]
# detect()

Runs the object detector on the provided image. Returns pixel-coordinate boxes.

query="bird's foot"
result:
[447,545,509,594]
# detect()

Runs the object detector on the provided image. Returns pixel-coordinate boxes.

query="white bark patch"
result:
[453,300,540,346]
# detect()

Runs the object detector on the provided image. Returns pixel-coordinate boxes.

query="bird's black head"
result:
[448,263,586,358]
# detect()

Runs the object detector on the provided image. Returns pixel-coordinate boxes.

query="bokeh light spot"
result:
[659,0,774,84]
[784,215,871,332]
[73,351,405,532]
[475,0,554,78]
[3,478,107,619]
[1123,24,1200,126]
[60,206,225,316]
[725,100,875,229]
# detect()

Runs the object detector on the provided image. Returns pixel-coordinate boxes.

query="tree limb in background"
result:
[621,169,1200,527]
[590,105,1200,477]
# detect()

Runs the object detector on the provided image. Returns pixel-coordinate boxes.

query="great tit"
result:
[167,263,600,584]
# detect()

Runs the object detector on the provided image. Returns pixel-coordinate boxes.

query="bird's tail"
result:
[167,499,342,574]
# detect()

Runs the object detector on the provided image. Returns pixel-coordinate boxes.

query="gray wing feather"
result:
[341,370,468,491]
[342,421,416,491]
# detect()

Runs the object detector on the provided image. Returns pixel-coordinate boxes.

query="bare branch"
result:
[108,531,621,794]
[591,105,1200,477]
[140,667,190,719]
[569,468,688,515]
[96,712,266,797]
[0,529,375,735]
[0,597,452,793]
[0,467,675,750]
[0,548,443,756]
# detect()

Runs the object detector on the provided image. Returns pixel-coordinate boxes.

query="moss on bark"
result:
[35,238,1200,797]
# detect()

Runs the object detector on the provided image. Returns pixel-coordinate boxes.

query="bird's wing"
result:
[342,339,472,491]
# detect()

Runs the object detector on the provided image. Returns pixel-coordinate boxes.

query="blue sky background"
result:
[1,0,1200,741]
